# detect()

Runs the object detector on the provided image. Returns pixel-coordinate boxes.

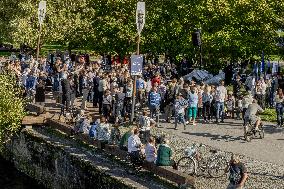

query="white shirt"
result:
[215,86,227,102]
[127,134,141,153]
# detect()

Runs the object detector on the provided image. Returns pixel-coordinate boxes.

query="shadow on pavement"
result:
[181,132,244,142]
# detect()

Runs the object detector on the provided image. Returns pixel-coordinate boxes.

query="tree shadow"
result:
[181,132,244,142]
[263,126,283,134]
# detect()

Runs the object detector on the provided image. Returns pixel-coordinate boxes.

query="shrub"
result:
[0,72,26,150]
[260,108,277,123]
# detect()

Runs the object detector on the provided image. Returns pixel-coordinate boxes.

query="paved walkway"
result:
[43,92,284,166]
[158,119,284,166]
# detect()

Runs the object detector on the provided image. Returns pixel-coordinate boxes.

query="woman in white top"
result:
[145,137,157,163]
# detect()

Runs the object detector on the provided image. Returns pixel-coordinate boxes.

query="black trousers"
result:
[98,91,104,114]
[93,89,99,106]
[203,102,211,121]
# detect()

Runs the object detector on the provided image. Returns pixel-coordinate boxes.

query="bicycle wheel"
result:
[208,156,227,178]
[244,132,252,142]
[177,157,196,175]
[259,129,264,139]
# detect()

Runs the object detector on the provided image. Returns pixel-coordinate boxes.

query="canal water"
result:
[0,156,45,189]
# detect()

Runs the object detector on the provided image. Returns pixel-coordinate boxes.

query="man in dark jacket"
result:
[93,74,100,107]
[233,75,242,98]
[61,74,72,111]
[114,87,125,123]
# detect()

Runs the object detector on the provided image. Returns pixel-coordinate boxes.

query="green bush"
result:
[260,108,277,123]
[0,72,26,150]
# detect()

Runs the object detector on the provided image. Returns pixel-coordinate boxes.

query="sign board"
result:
[38,1,47,25]
[136,2,145,35]
[131,55,143,76]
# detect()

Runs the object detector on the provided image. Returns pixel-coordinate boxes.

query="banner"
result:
[136,2,145,35]
[38,1,47,25]
[131,55,143,76]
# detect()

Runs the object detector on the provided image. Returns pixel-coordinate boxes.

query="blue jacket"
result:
[89,122,98,138]
[26,75,37,90]
[149,92,161,107]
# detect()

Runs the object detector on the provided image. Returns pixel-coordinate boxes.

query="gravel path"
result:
[151,127,284,189]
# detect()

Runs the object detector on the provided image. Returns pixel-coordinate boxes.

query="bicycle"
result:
[244,121,264,142]
[177,143,227,178]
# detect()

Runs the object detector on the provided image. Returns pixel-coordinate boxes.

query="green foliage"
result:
[0,73,26,150]
[260,108,277,123]
[0,0,283,62]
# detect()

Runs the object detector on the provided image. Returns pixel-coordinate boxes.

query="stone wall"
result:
[1,128,139,189]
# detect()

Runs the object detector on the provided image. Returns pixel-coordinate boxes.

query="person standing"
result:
[202,85,213,123]
[93,73,100,108]
[225,154,248,189]
[275,89,284,127]
[35,78,45,106]
[98,75,108,114]
[102,89,112,120]
[188,87,198,126]
[61,73,72,112]
[174,93,188,130]
[148,87,161,124]
[164,83,176,123]
[233,75,242,98]
[114,87,125,123]
[215,80,227,123]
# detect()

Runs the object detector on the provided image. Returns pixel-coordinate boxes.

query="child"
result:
[174,93,188,130]
[145,137,157,163]
[109,124,121,145]
[188,86,198,126]
[226,92,235,119]
[139,111,155,143]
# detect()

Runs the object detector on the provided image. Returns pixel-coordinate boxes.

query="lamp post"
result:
[130,2,145,123]
[36,1,47,61]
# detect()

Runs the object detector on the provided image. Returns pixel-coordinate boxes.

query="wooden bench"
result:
[46,119,73,135]
[22,116,46,126]
[45,119,195,187]
[26,103,45,115]
[143,161,194,187]
[105,144,128,159]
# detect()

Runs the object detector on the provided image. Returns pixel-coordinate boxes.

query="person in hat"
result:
[225,154,248,189]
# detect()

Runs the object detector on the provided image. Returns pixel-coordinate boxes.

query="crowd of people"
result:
[1,51,283,189]
[1,51,284,128]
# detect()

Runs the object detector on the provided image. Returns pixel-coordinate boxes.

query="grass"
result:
[0,51,11,56]
[260,108,277,123]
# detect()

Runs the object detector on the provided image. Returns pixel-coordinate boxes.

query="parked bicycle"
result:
[177,143,227,178]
